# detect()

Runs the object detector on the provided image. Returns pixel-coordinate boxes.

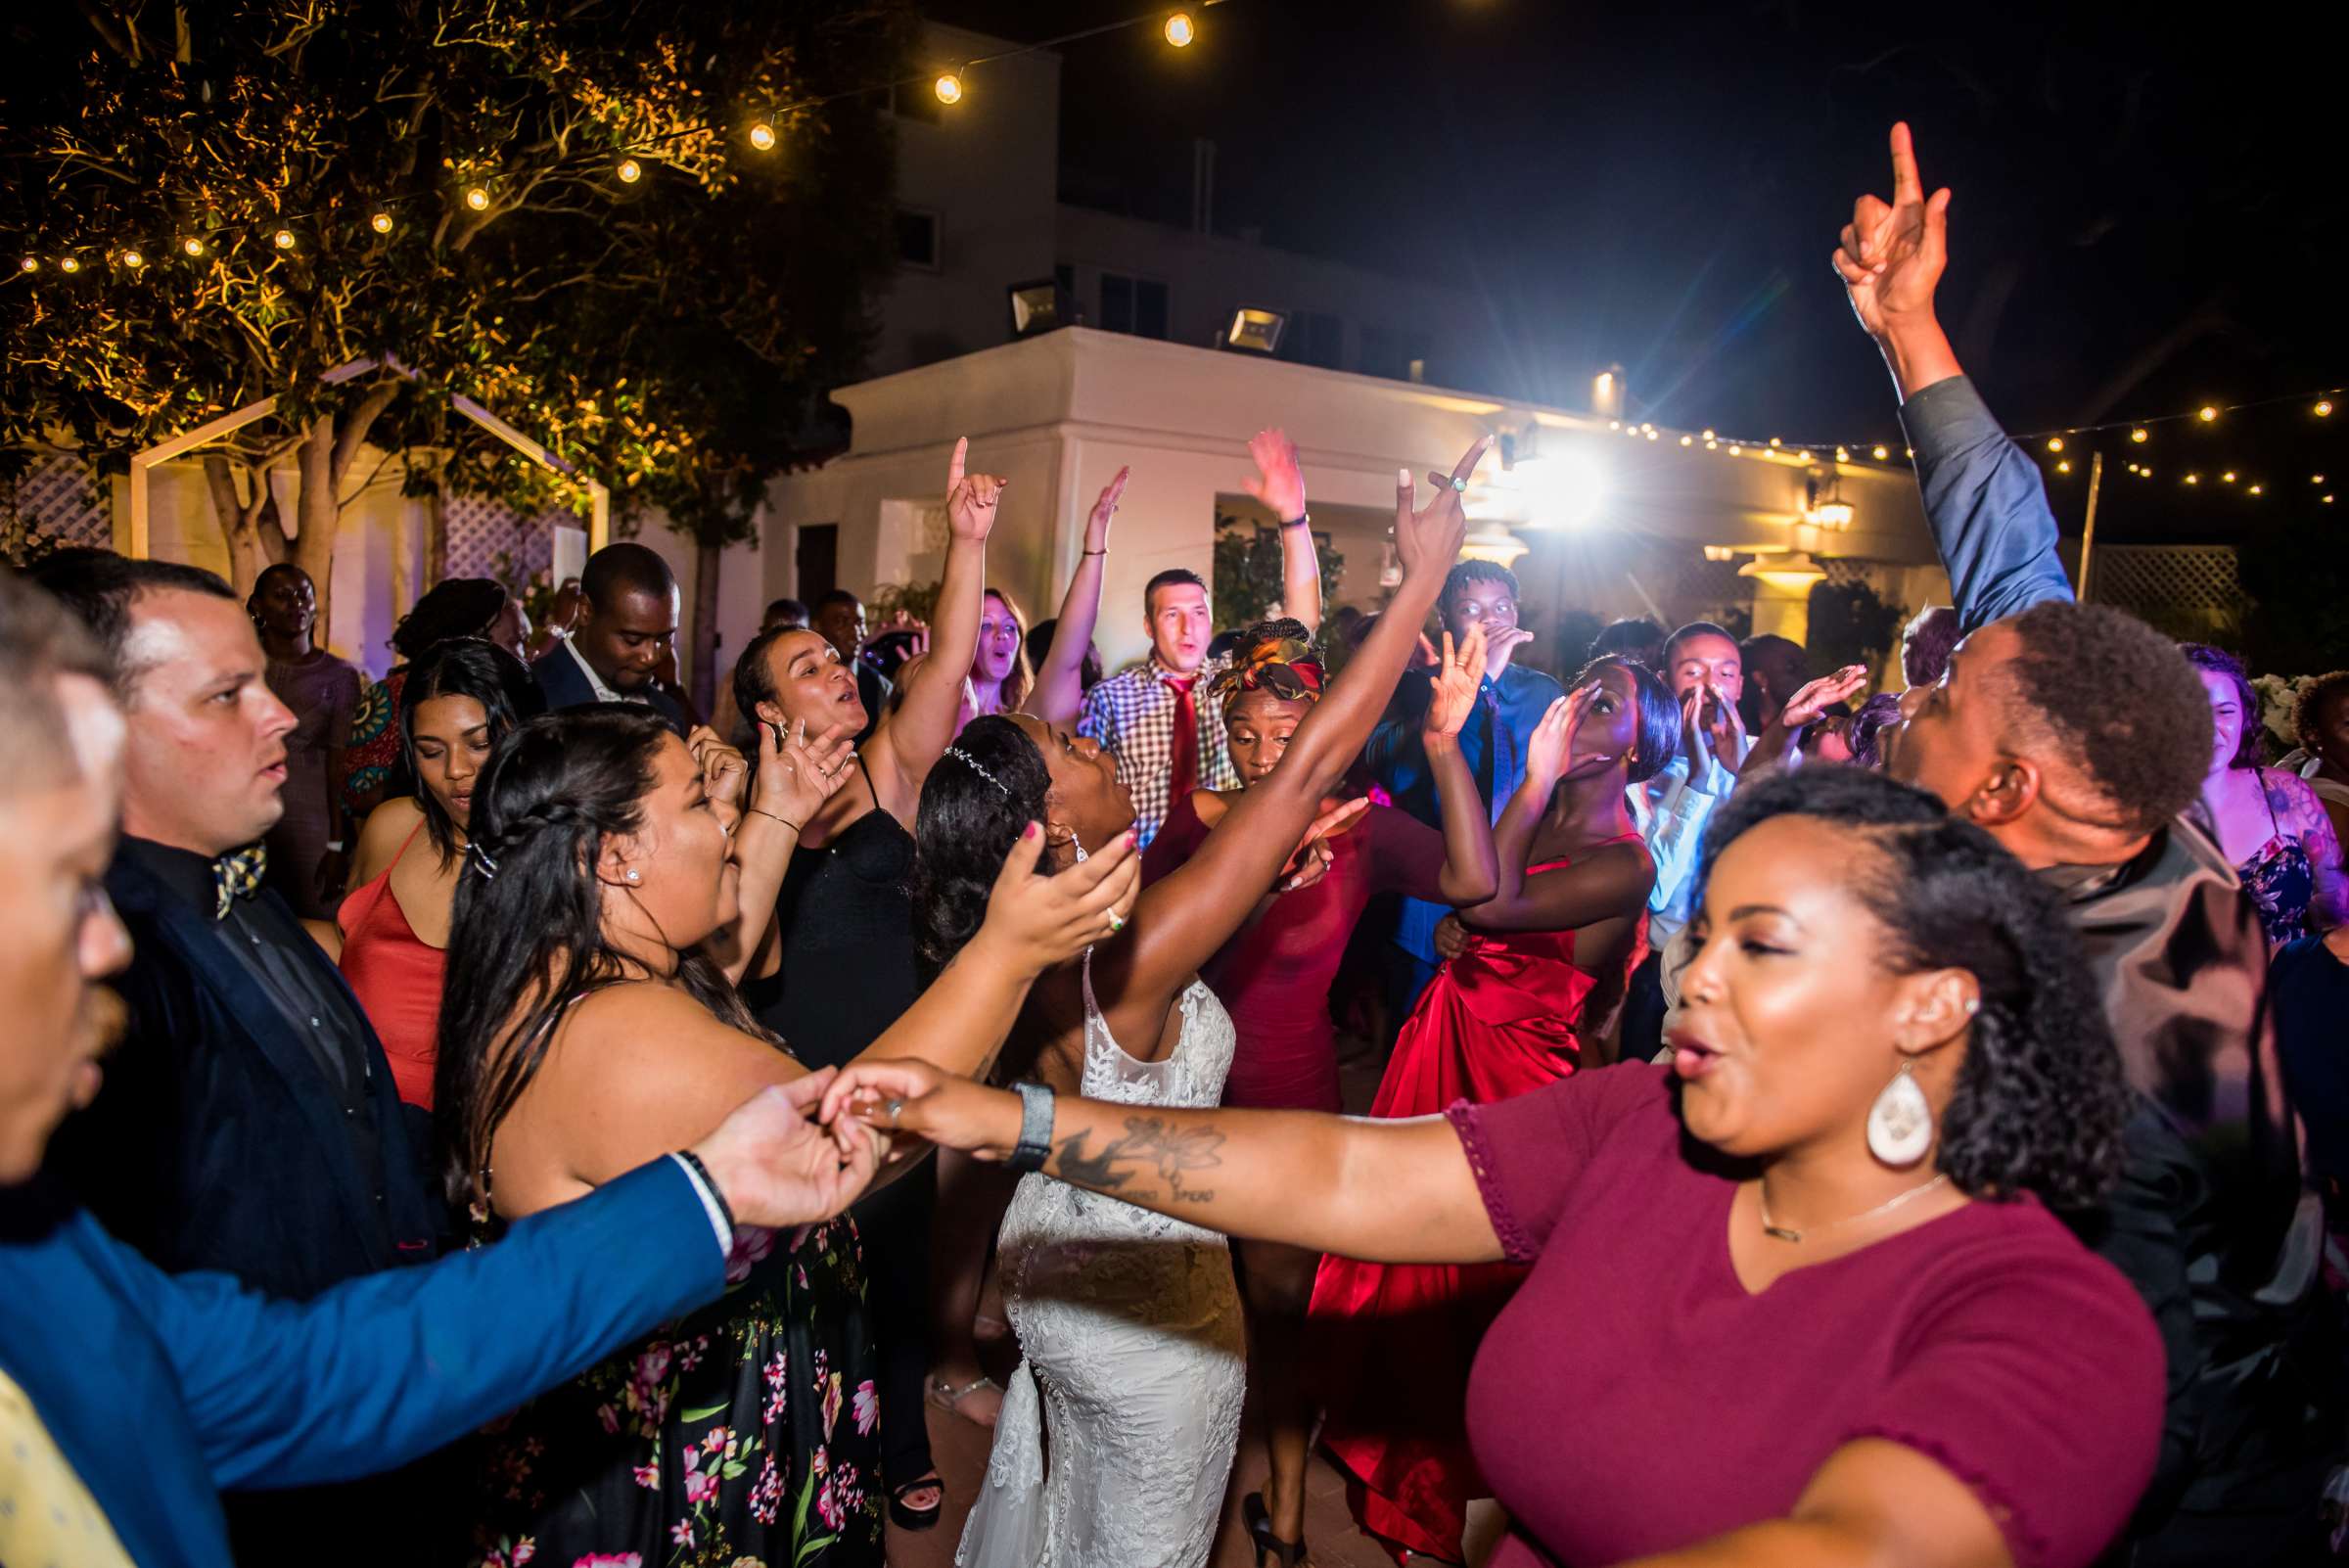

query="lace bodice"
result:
[957,956,1247,1568]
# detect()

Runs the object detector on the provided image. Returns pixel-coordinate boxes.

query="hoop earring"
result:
[1866,1060,1934,1168]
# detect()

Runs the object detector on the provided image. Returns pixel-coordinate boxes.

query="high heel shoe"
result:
[1243,1491,1308,1568]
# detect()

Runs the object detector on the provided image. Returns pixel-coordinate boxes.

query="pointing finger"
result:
[1889,121,1923,205]
[947,436,968,489]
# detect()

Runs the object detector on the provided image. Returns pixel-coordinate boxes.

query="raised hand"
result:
[1394,436,1491,583]
[1243,429,1308,522]
[1701,679,1748,773]
[690,1069,885,1229]
[1833,121,1951,343]
[1279,796,1369,891]
[1085,467,1129,553]
[1524,689,1587,794]
[753,716,855,830]
[686,724,751,826]
[946,437,1008,542]
[1776,665,1873,731]
[973,821,1144,975]
[1482,624,1537,681]
[1423,625,1488,741]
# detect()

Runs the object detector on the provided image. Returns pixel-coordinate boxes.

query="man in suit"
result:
[0,568,876,1568]
[530,540,689,731]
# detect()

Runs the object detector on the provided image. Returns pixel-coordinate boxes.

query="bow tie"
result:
[212,845,268,920]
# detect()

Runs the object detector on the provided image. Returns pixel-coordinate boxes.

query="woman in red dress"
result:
[1139,621,1500,1565]
[1312,655,1677,1565]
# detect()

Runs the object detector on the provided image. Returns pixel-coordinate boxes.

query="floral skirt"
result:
[467,1220,887,1568]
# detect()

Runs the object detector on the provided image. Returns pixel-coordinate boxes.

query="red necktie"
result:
[1166,674,1199,802]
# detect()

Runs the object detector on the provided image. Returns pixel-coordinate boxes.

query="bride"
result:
[901,438,1484,1566]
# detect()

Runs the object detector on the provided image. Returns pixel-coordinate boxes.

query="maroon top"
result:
[1449,1064,2163,1568]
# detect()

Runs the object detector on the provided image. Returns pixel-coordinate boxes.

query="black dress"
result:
[745,762,936,1502]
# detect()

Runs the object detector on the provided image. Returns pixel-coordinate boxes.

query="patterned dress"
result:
[466,1219,887,1568]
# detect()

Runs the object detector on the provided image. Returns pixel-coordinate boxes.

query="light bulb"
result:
[617,158,642,183]
[182,237,205,256]
[2249,484,2264,495]
[1646,429,1659,440]
[1835,446,1850,462]
[934,72,964,105]
[1729,444,1742,455]
[2130,427,2148,442]
[1704,439,1717,450]
[2184,474,2200,485]
[18,256,36,273]
[466,186,489,210]
[2198,405,2218,422]
[59,256,79,273]
[119,249,144,268]
[2047,437,2064,452]
[1164,12,1196,46]
[2056,460,2072,474]
[2316,475,2327,484]
[1702,429,1716,440]
[1871,445,1890,460]
[371,212,393,234]
[2319,400,2335,417]
[1680,435,1692,446]
[1608,420,1621,430]
[2223,471,2236,484]
[1769,437,1781,448]
[273,229,296,251]
[749,122,776,151]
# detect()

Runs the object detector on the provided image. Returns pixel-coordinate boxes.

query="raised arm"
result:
[1834,122,2071,629]
[1463,691,1653,932]
[1099,436,1488,1006]
[1245,428,1322,635]
[820,1059,1501,1267]
[1026,467,1126,726]
[1397,625,1499,903]
[877,438,1000,792]
[1739,665,1871,782]
[707,717,854,984]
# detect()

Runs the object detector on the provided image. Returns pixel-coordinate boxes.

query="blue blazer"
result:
[0,1160,722,1568]
[44,852,439,1301]
[530,642,690,732]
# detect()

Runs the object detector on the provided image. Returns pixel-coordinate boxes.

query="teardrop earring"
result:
[1866,1060,1934,1167]
[1071,836,1088,864]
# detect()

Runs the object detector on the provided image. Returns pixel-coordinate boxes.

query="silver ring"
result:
[886,1098,904,1125]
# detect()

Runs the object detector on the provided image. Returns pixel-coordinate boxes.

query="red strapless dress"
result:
[336,823,447,1110]
[1310,834,1649,1562]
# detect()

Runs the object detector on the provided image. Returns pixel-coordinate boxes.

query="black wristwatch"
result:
[1280,511,1311,529]
[1007,1081,1056,1175]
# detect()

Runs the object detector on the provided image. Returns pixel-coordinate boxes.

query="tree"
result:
[1806,577,1903,673]
[1213,510,1345,630]
[0,0,913,633]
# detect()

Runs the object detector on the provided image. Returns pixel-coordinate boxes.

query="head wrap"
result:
[1210,633,1325,715]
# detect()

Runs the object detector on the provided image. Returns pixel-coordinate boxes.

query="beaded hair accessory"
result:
[944,745,1011,800]
[466,841,499,881]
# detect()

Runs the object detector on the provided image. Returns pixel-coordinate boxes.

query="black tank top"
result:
[745,758,922,1069]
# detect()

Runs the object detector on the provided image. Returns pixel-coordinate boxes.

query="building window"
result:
[895,208,940,270]
[1280,310,1345,371]
[1098,272,1169,341]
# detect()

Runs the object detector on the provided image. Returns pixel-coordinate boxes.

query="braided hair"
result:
[1698,767,2131,1208]
[434,707,770,1211]
[911,714,1054,982]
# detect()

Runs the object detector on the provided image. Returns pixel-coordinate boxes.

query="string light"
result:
[181,237,204,256]
[272,229,296,251]
[2046,437,2064,452]
[2131,428,2149,442]
[617,158,642,183]
[1165,12,1197,46]
[1871,444,1889,460]
[2222,471,2236,484]
[2184,473,2200,485]
[2320,400,2335,417]
[1728,444,1742,455]
[371,212,393,234]
[934,71,964,105]
[2317,475,2327,484]
[2198,405,2219,422]
[1702,429,1716,441]
[17,256,35,273]
[465,186,490,211]
[1834,446,1849,462]
[2056,460,2072,474]
[1680,435,1693,446]
[1646,428,1659,440]
[1768,436,1782,447]
[1608,419,1621,430]
[2249,484,2264,495]
[118,249,143,269]
[749,122,776,151]
[2127,462,2141,473]
[58,256,78,273]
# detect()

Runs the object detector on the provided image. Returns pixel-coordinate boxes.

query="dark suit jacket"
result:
[530,640,689,732]
[0,1158,721,1568]
[46,850,438,1303]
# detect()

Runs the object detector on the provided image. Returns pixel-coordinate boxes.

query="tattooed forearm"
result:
[1050,1117,1226,1204]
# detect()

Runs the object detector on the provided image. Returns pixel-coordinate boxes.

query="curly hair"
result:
[1441,560,1520,609]
[1698,767,2131,1209]
[911,714,1056,981]
[435,708,766,1211]
[2176,643,2263,769]
[1988,601,2209,836]
[1901,605,1960,689]
[2295,669,2349,756]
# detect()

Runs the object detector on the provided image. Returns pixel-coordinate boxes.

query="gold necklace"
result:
[1757,1173,1950,1244]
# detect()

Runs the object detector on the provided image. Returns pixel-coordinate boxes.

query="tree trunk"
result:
[690,537,723,716]
[293,416,340,633]
[201,453,288,594]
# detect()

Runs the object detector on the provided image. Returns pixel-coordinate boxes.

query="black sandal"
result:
[890,1472,944,1532]
[1243,1491,1307,1568]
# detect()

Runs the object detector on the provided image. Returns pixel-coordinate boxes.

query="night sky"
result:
[935,0,2345,546]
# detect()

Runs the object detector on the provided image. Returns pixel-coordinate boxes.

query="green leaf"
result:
[679,1402,730,1423]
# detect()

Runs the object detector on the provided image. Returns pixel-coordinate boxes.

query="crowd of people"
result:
[2,120,2346,1568]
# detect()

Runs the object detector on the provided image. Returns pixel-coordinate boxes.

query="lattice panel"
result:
[2089,545,2247,616]
[3,452,112,552]
[443,492,573,585]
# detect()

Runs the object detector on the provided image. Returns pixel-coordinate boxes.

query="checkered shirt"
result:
[1078,652,1239,848]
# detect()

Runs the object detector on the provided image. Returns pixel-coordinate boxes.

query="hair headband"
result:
[944,746,1012,800]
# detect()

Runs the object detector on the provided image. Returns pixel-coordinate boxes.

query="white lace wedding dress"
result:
[956,954,1247,1568]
